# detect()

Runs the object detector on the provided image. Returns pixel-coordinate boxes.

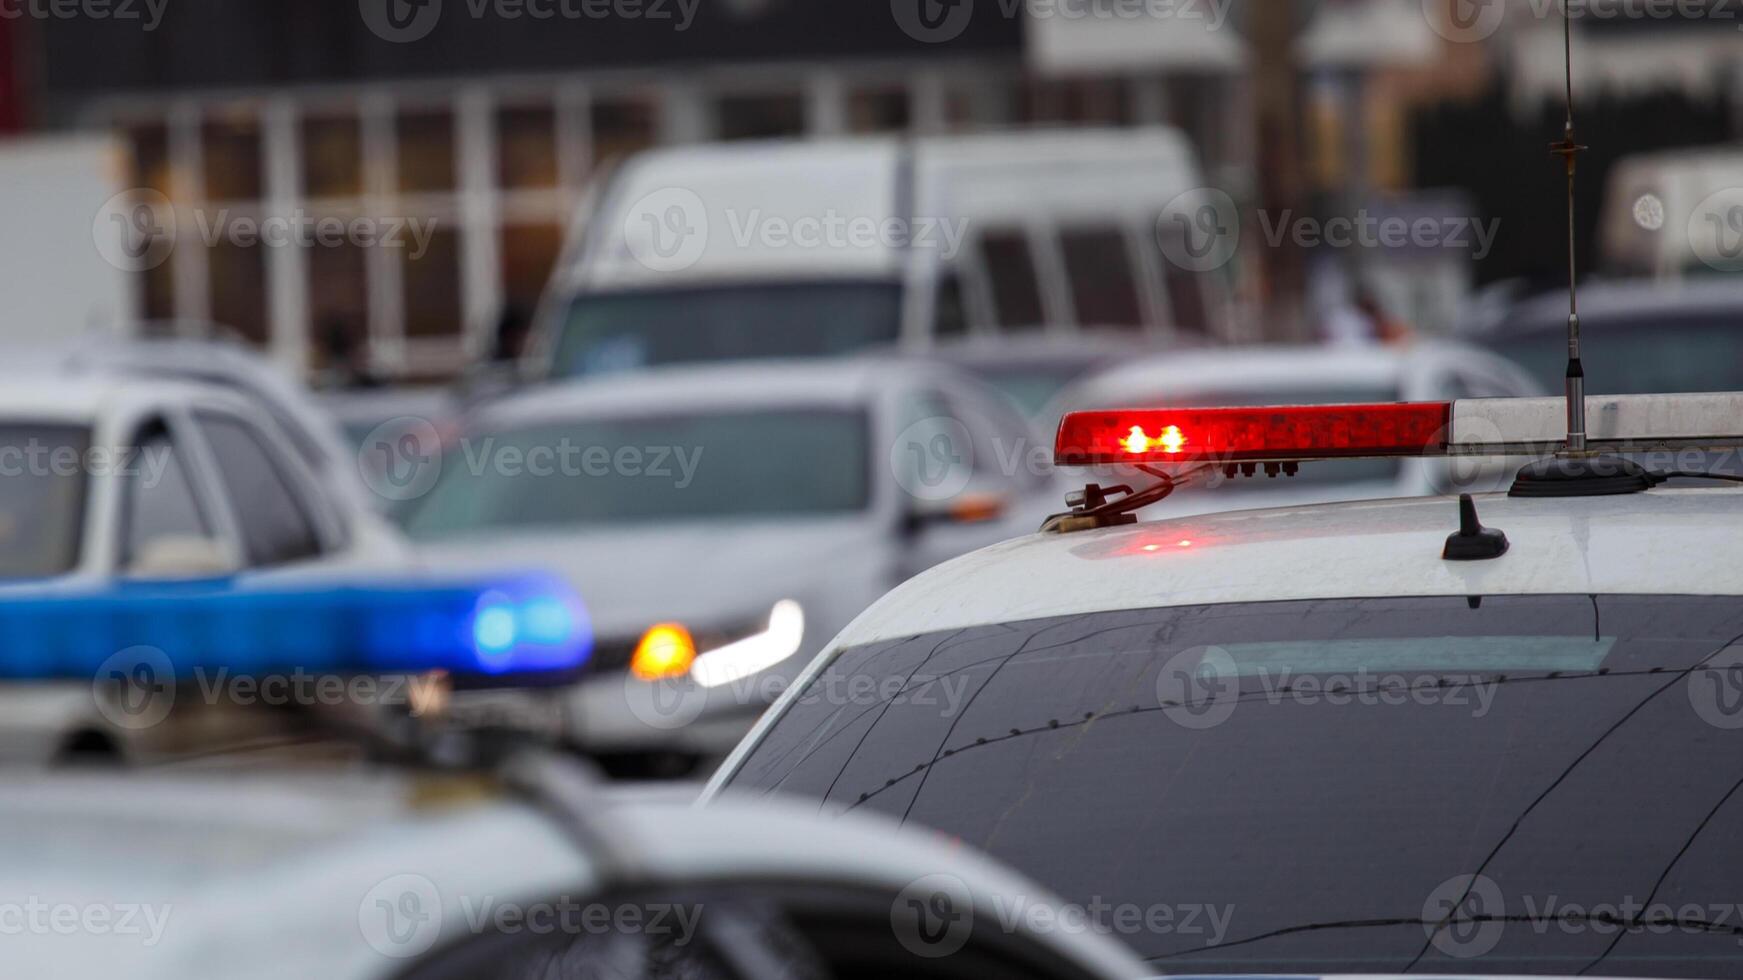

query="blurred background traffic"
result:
[2,0,1742,774]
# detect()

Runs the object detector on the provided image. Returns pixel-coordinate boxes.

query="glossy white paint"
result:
[832,487,1743,648]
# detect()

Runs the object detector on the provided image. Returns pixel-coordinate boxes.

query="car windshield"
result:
[549,281,903,379]
[725,594,1743,977]
[400,409,870,537]
[1093,385,1405,488]
[0,424,89,578]
[1485,314,1743,394]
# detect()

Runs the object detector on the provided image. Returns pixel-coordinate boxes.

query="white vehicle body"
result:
[0,368,408,763]
[533,128,1232,379]
[1048,342,1542,517]
[405,360,1061,761]
[0,770,1148,980]
[0,135,136,338]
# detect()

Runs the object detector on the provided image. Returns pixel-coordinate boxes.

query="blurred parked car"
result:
[70,334,380,518]
[397,359,1061,771]
[1472,279,1743,395]
[532,128,1230,381]
[1049,342,1541,518]
[2,764,1148,980]
[926,333,1162,421]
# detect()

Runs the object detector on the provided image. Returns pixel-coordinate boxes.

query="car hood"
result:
[412,518,884,639]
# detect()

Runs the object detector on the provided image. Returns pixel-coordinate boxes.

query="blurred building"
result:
[19,0,1255,380]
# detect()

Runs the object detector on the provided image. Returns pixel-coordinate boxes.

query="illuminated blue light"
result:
[0,575,592,680]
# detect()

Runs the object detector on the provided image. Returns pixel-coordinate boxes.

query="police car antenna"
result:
[1550,3,1588,458]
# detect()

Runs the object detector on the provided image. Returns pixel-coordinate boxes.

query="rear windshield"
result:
[724,595,1743,977]
[550,281,902,380]
[0,425,90,579]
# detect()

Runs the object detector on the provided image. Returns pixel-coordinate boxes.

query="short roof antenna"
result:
[1550,1,1588,457]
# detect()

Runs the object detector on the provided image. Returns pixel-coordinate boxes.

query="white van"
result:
[1601,146,1743,281]
[530,128,1234,380]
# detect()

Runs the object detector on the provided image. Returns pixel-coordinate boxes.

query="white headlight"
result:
[690,600,806,689]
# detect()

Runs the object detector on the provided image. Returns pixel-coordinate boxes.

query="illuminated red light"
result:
[1055,403,1453,466]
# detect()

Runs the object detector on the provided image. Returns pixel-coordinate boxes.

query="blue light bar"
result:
[0,575,592,681]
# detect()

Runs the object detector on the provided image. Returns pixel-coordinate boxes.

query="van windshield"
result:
[549,281,903,380]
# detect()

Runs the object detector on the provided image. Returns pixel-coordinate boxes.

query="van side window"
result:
[121,420,212,568]
[1153,223,1211,335]
[193,412,323,567]
[978,229,1045,331]
[1059,227,1142,328]
[934,273,968,339]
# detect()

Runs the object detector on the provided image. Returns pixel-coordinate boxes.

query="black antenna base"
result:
[1508,456,1661,498]
[1443,494,1509,562]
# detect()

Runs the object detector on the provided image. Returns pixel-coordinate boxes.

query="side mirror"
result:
[128,536,239,580]
[904,491,1010,535]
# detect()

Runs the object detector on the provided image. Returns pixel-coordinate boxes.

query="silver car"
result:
[398,359,1062,770]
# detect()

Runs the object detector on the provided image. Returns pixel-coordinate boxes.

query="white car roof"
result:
[476,358,925,428]
[1,769,1146,980]
[835,487,1743,647]
[1063,342,1463,408]
[0,372,228,425]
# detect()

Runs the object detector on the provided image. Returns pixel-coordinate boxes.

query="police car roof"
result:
[479,358,940,427]
[835,487,1743,647]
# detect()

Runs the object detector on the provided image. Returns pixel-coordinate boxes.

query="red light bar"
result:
[1055,403,1453,466]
